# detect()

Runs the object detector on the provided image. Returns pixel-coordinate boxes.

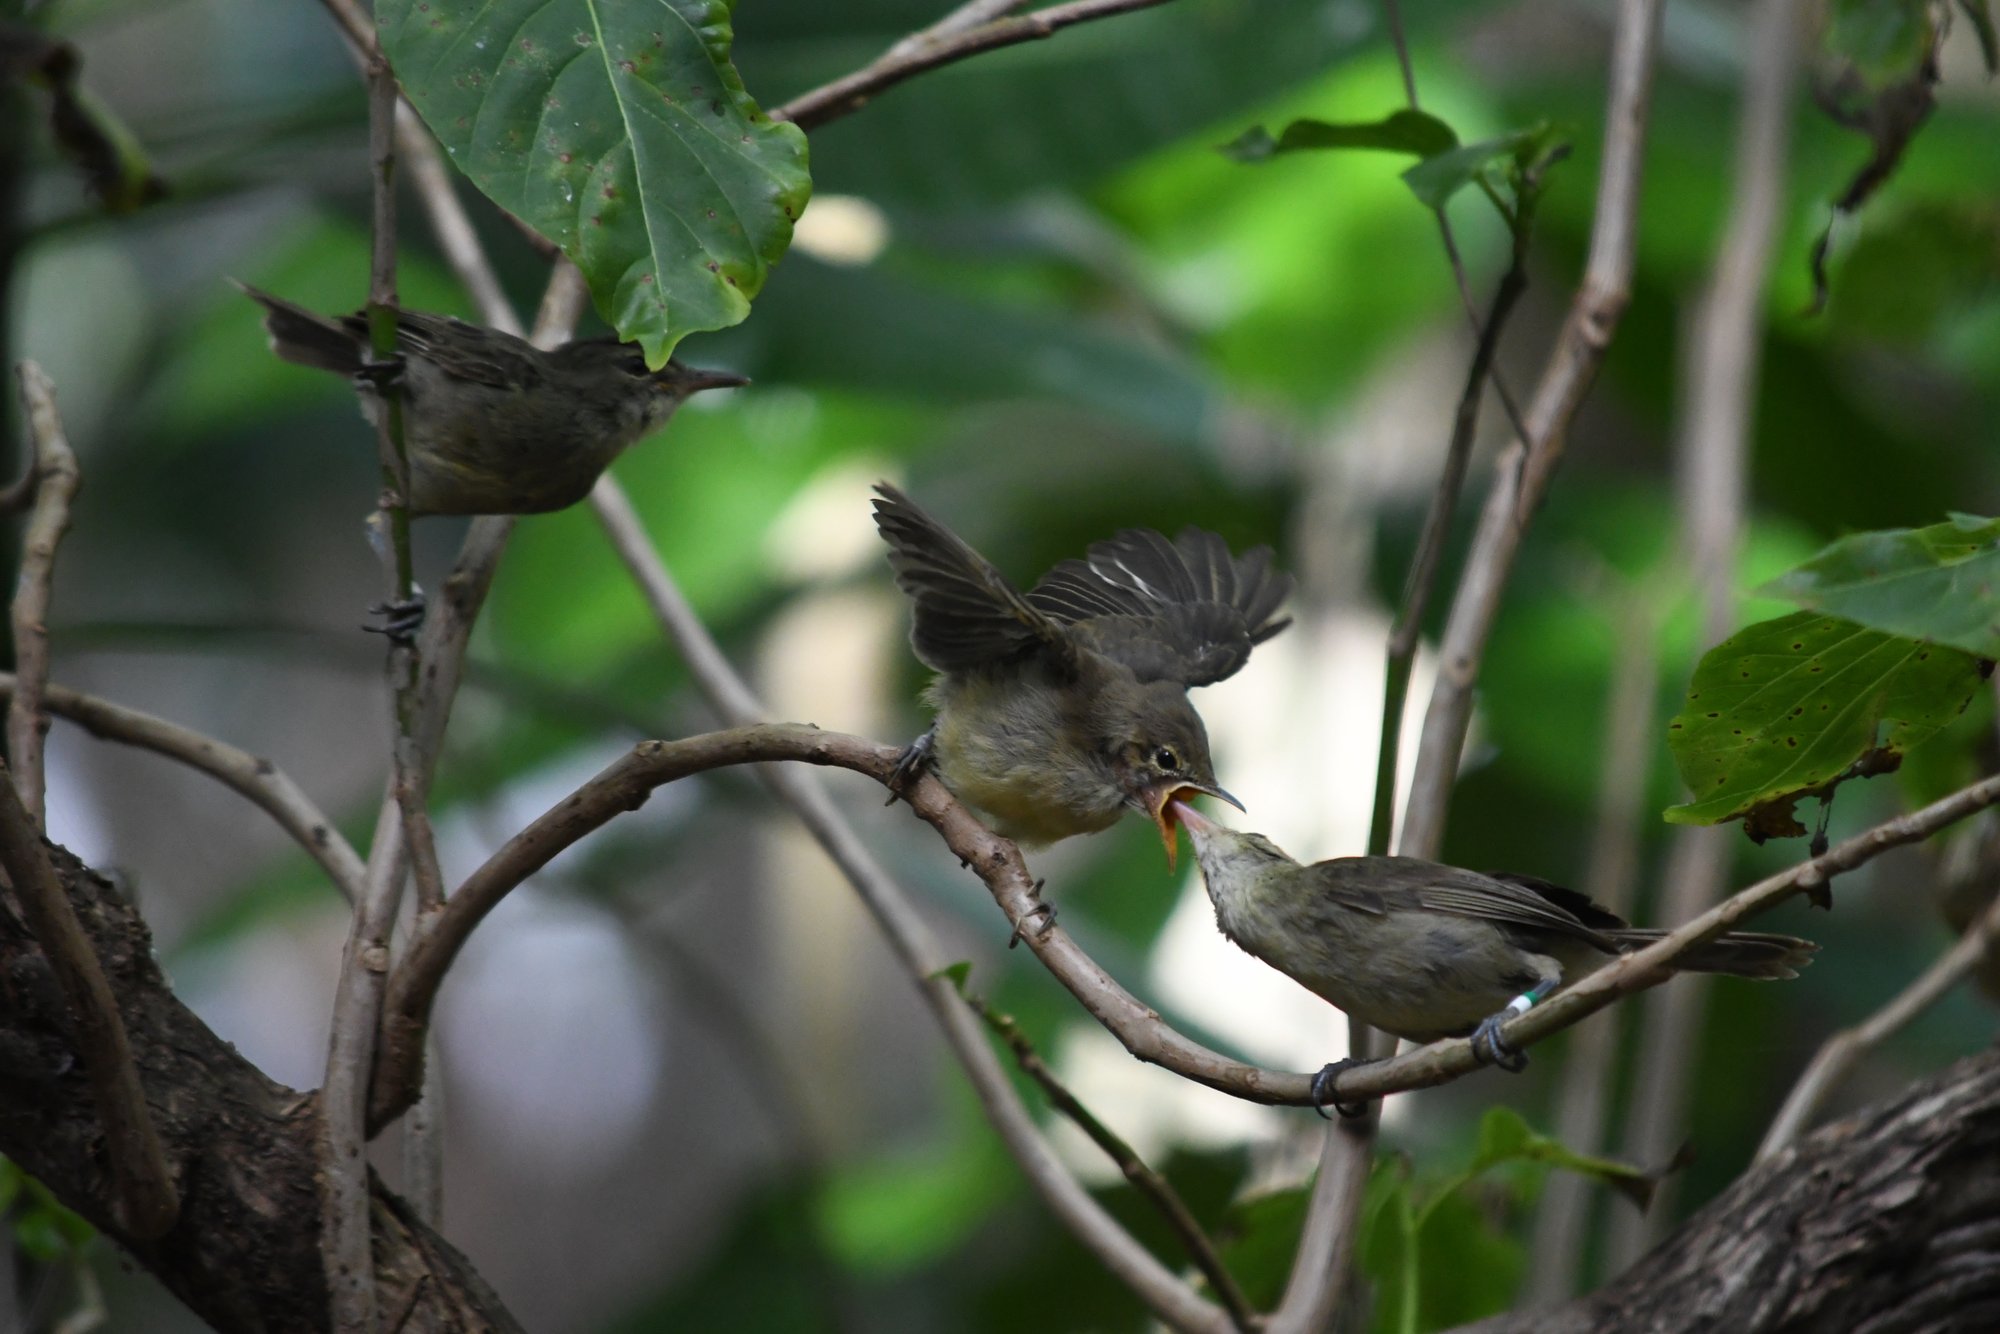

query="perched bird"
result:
[240,282,747,516]
[1174,803,1816,1114]
[872,482,1293,859]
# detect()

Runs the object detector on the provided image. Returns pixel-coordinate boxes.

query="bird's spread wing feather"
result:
[1027,526,1293,686]
[872,484,1071,673]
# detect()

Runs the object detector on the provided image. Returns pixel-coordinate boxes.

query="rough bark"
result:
[1466,1044,2000,1333]
[0,841,521,1333]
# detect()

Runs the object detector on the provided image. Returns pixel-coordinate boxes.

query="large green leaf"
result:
[1758,514,2000,659]
[1664,611,1988,830]
[379,0,810,365]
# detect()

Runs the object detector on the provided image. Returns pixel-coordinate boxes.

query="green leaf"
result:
[1758,515,2000,659]
[930,960,974,992]
[1466,1108,1664,1212]
[1664,611,1988,828]
[1220,109,1458,163]
[379,0,811,365]
[1399,124,1555,211]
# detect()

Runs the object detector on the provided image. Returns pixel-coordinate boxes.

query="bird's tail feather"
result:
[233,281,363,376]
[1611,928,1818,980]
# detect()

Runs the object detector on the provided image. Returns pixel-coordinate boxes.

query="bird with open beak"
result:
[1172,802,1817,1115]
[872,483,1293,863]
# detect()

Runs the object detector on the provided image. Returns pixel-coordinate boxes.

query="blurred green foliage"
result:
[4,0,1998,1330]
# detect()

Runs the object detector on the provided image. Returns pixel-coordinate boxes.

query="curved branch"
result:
[1758,873,2000,1160]
[0,674,366,904]
[368,716,2000,1123]
[773,0,1183,131]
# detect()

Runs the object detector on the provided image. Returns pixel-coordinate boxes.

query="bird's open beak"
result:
[665,365,751,394]
[1136,780,1243,868]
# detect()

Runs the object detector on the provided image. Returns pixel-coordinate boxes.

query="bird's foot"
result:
[1469,973,1556,1073]
[352,354,408,396]
[1008,884,1055,949]
[1469,1015,1528,1072]
[364,589,427,646]
[1309,1057,1377,1121]
[884,728,937,806]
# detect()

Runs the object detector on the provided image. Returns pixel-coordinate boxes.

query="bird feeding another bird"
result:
[872,482,1293,863]
[1172,802,1816,1117]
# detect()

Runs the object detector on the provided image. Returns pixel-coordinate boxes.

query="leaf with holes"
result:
[1664,611,1988,828]
[1758,514,2000,660]
[379,0,810,365]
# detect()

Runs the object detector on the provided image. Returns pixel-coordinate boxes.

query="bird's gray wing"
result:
[1388,859,1625,949]
[395,313,545,390]
[1027,526,1293,686]
[872,484,1074,674]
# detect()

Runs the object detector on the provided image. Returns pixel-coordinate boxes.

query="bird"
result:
[871,481,1294,862]
[1173,802,1817,1115]
[239,282,747,517]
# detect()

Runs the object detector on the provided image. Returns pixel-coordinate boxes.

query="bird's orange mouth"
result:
[1140,781,1243,868]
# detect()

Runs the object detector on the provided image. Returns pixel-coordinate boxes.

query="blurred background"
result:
[3,0,1999,1329]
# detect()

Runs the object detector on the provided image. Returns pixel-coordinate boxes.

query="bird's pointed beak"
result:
[1135,780,1243,868]
[663,364,751,394]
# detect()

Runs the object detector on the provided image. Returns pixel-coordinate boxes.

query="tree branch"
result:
[0,673,366,904]
[0,762,176,1238]
[0,842,525,1332]
[321,50,418,1332]
[9,362,80,827]
[1607,0,1805,1266]
[1758,876,2000,1160]
[1396,0,1666,861]
[971,993,1259,1332]
[773,0,1183,131]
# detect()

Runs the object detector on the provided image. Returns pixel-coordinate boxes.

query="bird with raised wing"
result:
[873,482,1293,861]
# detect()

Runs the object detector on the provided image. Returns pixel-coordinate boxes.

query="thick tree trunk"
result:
[1465,1043,2000,1333]
[0,841,521,1332]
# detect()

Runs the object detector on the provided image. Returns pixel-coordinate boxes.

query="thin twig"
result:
[1369,256,1529,857]
[1607,0,1805,1268]
[10,363,81,827]
[1758,872,2000,1160]
[1397,0,1665,862]
[971,994,1260,1332]
[0,674,366,904]
[890,0,1036,55]
[1526,583,1663,1304]
[395,103,518,337]
[582,482,1229,1332]
[773,0,1183,131]
[321,50,418,1333]
[0,757,177,1238]
[1379,0,1529,441]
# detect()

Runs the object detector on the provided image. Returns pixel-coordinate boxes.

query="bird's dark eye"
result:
[1154,747,1179,771]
